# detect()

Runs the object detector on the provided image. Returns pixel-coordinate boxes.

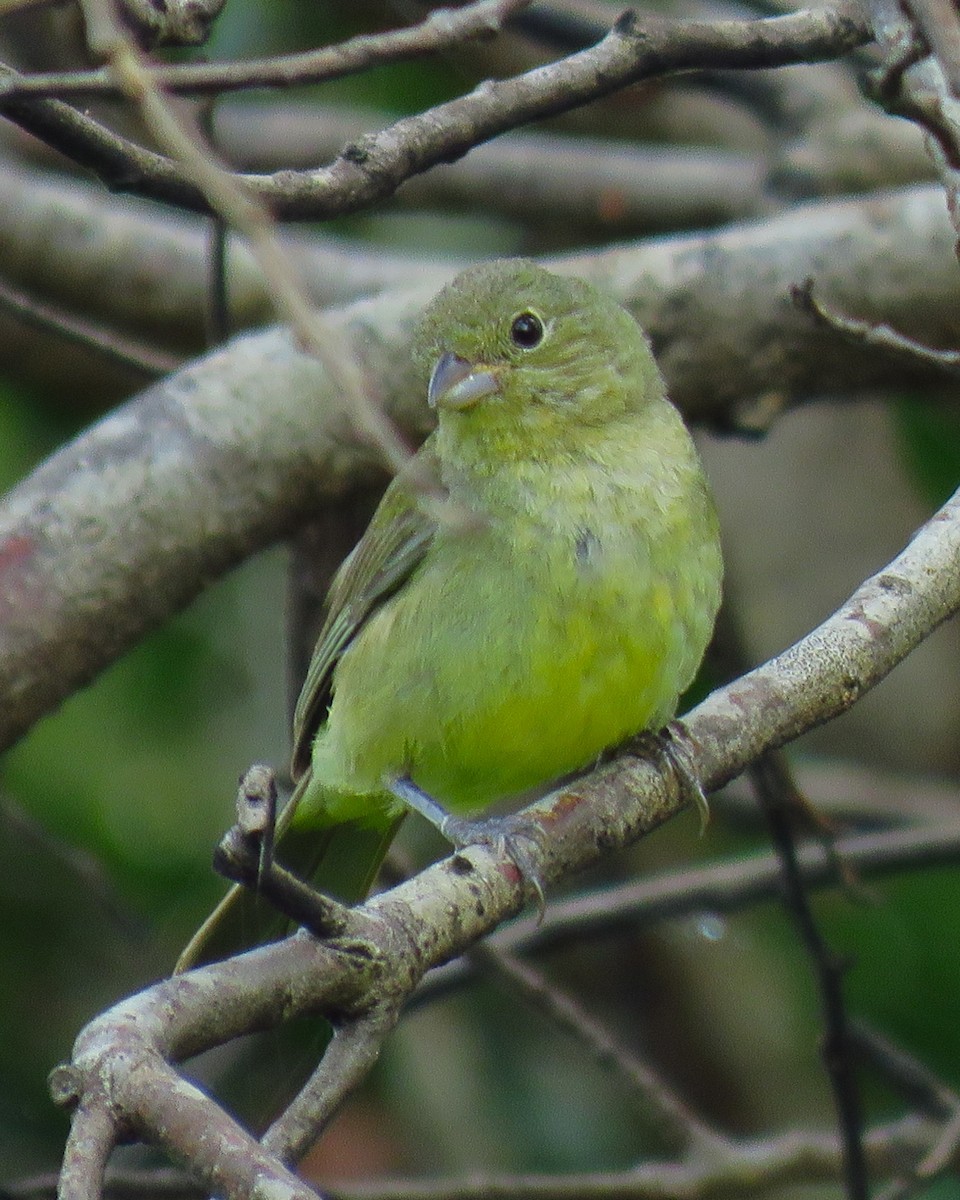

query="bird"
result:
[176,258,722,972]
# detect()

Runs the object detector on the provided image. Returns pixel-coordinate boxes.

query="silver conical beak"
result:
[428,352,500,410]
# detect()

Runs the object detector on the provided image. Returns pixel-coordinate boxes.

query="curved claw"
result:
[442,812,547,919]
[636,722,710,833]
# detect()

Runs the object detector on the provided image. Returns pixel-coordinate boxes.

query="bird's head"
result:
[412,258,664,462]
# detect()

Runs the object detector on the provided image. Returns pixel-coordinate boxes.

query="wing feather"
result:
[291,444,440,777]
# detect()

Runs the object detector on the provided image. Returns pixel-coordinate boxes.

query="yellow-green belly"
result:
[301,505,720,827]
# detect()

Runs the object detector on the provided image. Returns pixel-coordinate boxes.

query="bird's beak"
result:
[428,352,500,410]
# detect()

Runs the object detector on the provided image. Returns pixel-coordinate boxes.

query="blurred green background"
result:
[2,1,960,1195]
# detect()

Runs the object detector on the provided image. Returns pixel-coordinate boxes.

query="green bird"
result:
[177,258,722,971]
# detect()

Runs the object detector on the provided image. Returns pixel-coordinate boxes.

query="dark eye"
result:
[510,312,544,349]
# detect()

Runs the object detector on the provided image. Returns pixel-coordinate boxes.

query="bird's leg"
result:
[388,776,547,914]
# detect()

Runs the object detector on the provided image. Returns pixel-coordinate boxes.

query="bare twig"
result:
[3,0,530,98]
[261,1009,401,1166]
[470,943,730,1156]
[0,271,180,377]
[851,1022,958,1119]
[205,214,230,346]
[792,277,960,375]
[0,792,142,935]
[211,100,769,219]
[750,753,868,1200]
[214,801,353,942]
[320,1119,945,1199]
[0,5,870,219]
[6,1121,946,1200]
[851,1024,960,1200]
[902,0,960,95]
[3,1167,199,1200]
[77,0,417,479]
[867,0,960,244]
[412,817,960,1008]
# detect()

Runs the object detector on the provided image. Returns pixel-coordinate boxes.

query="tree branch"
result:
[52,482,960,1197]
[9,1120,947,1200]
[0,0,530,99]
[318,1119,944,1199]
[0,4,869,219]
[413,816,960,1008]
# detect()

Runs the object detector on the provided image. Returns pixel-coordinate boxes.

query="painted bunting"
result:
[177,258,722,971]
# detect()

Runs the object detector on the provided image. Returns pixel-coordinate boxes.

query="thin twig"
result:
[850,1022,957,1119]
[261,1009,401,1165]
[792,278,960,375]
[0,0,531,99]
[750,752,868,1200]
[0,272,180,377]
[4,1120,945,1200]
[867,0,960,245]
[0,792,143,937]
[711,594,867,1197]
[0,5,871,219]
[903,0,960,95]
[411,817,960,1009]
[310,1118,941,1199]
[199,96,230,347]
[470,943,730,1156]
[3,1167,199,1200]
[77,0,419,483]
[851,1023,960,1200]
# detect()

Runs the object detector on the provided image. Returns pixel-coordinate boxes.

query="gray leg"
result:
[387,776,546,913]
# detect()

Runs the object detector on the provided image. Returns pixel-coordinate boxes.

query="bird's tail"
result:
[175,773,403,973]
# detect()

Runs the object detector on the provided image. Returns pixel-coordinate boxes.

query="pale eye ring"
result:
[510,311,544,349]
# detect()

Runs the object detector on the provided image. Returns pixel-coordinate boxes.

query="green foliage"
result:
[892,395,960,508]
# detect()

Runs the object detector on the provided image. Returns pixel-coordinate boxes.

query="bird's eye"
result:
[510,312,544,349]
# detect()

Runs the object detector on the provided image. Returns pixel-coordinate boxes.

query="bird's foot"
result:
[213,764,353,940]
[636,722,710,833]
[388,776,547,916]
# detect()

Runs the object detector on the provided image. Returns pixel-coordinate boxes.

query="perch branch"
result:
[52,483,960,1196]
[413,815,960,1007]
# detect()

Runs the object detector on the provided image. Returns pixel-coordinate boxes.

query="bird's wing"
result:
[291,445,440,777]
